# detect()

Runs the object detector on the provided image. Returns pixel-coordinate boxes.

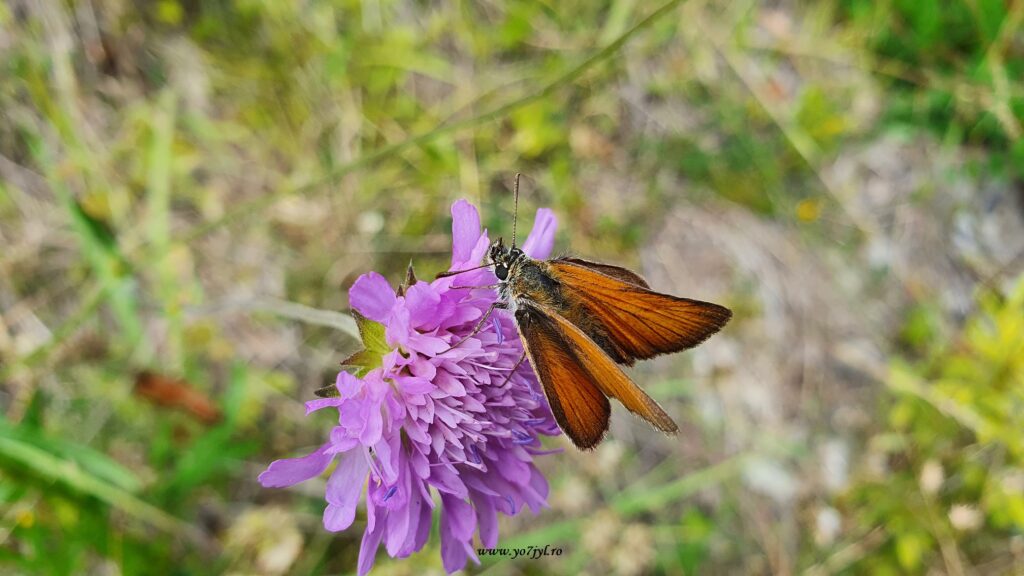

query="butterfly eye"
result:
[495,265,508,280]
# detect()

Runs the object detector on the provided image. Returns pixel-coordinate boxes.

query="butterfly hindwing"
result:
[515,301,678,449]
[515,305,610,449]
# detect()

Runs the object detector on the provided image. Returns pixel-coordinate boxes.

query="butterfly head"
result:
[488,238,525,281]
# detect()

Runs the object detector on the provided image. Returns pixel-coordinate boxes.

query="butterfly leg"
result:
[498,352,527,388]
[441,301,507,353]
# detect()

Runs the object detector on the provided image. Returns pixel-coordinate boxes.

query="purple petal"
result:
[381,349,407,374]
[407,332,452,356]
[462,473,501,497]
[305,397,344,414]
[496,448,531,484]
[436,300,483,331]
[335,370,364,400]
[365,485,378,531]
[470,491,499,548]
[349,272,397,322]
[429,463,468,497]
[440,533,469,572]
[450,199,482,268]
[385,390,407,425]
[357,503,386,576]
[326,427,360,453]
[521,208,557,259]
[405,282,442,330]
[413,488,433,551]
[524,465,551,513]
[434,372,466,397]
[491,315,504,345]
[360,401,384,445]
[339,401,367,436]
[258,444,333,488]
[404,420,430,445]
[432,430,448,457]
[464,231,491,270]
[373,434,400,485]
[385,304,410,348]
[410,358,437,380]
[363,370,389,402]
[410,449,431,483]
[440,494,477,573]
[396,473,429,556]
[398,376,436,395]
[385,461,415,556]
[324,450,369,531]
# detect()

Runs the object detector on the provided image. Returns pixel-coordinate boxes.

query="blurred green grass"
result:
[1,0,1023,574]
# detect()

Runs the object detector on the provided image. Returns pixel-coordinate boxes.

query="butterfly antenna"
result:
[511,173,521,248]
[435,261,496,279]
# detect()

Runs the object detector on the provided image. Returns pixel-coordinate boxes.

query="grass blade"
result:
[0,424,198,541]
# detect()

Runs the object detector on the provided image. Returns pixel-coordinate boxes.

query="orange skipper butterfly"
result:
[439,176,731,449]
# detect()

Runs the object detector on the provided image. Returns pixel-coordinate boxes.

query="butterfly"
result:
[439,176,732,449]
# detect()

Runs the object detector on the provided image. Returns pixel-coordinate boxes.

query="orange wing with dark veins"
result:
[549,258,732,364]
[515,302,677,449]
[515,305,610,449]
[557,257,651,288]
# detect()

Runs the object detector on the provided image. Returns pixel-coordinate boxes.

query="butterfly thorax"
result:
[487,239,562,313]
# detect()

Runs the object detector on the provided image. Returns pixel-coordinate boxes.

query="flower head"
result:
[259,200,560,574]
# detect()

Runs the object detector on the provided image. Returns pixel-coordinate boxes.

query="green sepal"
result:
[341,311,390,378]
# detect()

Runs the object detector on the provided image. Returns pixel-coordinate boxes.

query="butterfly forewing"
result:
[549,259,732,364]
[557,257,650,288]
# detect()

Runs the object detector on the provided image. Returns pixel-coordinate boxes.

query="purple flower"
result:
[259,200,561,575]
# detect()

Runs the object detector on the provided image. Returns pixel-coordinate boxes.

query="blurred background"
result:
[1,0,1023,574]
